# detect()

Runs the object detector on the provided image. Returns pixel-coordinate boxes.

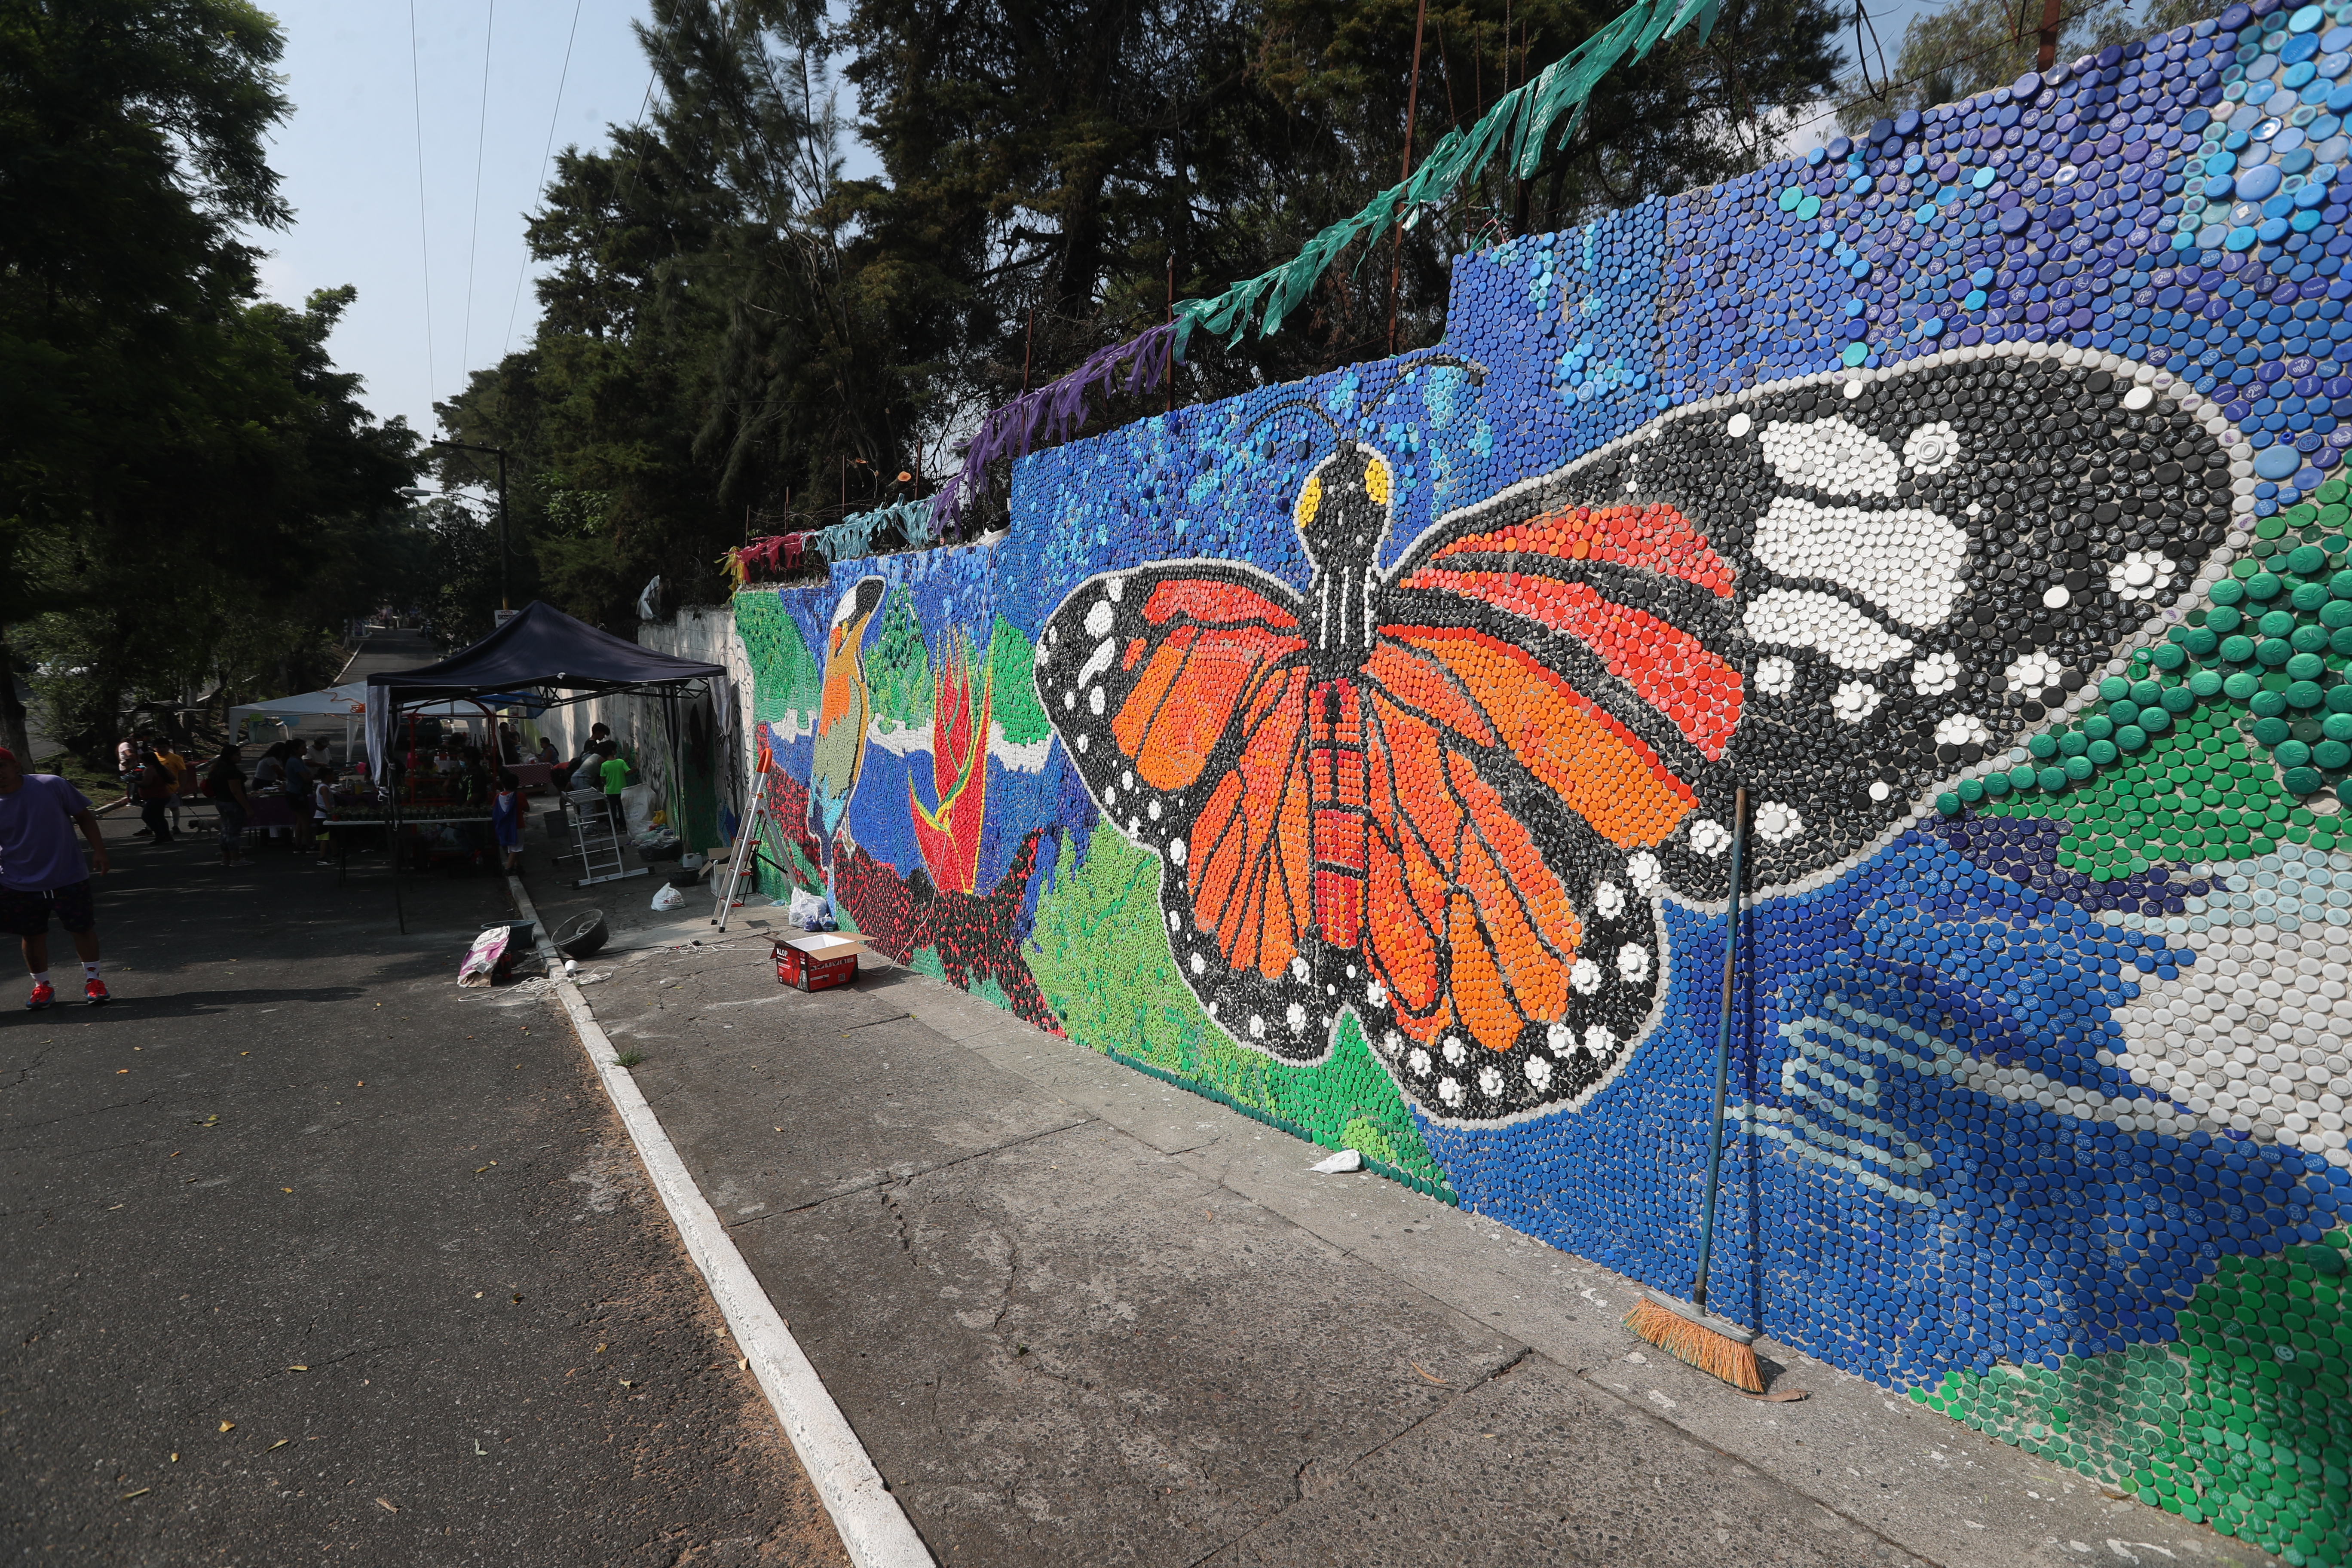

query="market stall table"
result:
[321,810,496,885]
[242,792,297,839]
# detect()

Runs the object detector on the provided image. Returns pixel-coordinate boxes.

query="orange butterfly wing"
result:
[1035,568,1334,1048]
[1351,628,1687,1077]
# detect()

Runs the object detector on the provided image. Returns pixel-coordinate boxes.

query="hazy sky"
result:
[253,0,1992,444]
[255,0,659,439]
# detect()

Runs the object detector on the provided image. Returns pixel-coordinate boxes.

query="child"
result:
[312,769,335,867]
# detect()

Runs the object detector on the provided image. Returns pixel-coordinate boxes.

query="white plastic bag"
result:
[787,886,830,928]
[650,881,686,912]
[621,782,655,838]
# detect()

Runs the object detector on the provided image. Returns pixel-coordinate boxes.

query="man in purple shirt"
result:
[0,747,112,1008]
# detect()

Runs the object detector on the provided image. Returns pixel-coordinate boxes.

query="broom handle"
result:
[1691,784,1747,1312]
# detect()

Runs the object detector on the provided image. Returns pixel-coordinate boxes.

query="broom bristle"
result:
[1623,1297,1765,1393]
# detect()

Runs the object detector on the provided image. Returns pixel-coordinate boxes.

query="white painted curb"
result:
[510,877,932,1568]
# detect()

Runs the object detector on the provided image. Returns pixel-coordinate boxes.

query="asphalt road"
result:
[0,814,848,1565]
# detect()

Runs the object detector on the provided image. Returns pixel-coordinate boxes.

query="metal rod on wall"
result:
[1167,257,1176,415]
[1387,0,1430,358]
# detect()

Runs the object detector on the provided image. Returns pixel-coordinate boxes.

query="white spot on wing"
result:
[1752,497,1966,628]
[1757,416,1899,495]
[1742,588,1916,670]
[1075,637,1116,691]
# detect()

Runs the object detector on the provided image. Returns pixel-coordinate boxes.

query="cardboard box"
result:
[775,932,863,992]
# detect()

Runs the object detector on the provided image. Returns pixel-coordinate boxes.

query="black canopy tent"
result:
[364,600,726,928]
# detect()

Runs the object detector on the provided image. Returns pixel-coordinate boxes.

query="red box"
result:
[775,933,862,992]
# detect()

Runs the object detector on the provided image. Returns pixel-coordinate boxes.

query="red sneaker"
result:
[25,981,54,1011]
[84,978,110,1006]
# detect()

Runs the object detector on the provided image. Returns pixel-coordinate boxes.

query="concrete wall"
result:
[731,6,2352,1559]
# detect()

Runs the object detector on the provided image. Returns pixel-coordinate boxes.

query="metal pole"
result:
[391,749,406,934]
[496,447,509,612]
[1387,0,1430,357]
[2034,0,2062,70]
[1691,786,1748,1311]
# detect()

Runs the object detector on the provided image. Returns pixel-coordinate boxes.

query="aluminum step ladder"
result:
[566,788,644,888]
[710,782,775,932]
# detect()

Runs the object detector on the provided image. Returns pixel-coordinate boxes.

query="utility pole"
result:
[1166,256,1176,416]
[429,439,510,613]
[2034,0,2062,70]
[1387,0,1431,357]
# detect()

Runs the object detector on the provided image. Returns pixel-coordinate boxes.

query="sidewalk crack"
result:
[747,1118,1098,1221]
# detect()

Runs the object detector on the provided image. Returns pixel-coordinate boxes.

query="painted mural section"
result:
[734,6,2352,1559]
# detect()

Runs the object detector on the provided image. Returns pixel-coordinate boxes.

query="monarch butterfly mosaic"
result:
[1035,347,2233,1124]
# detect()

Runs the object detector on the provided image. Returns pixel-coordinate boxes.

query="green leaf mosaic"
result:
[986,614,1051,747]
[734,590,821,735]
[1916,1231,2352,1566]
[1025,819,1453,1197]
[867,584,933,732]
[1941,479,2352,864]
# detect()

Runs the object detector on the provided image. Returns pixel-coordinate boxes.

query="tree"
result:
[1835,0,2216,134]
[1,0,419,760]
[438,0,1842,623]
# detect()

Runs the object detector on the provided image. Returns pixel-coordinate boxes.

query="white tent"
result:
[225,682,369,725]
[227,683,536,760]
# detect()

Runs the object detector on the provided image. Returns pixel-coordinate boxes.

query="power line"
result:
[501,0,587,357]
[459,0,498,379]
[407,0,437,399]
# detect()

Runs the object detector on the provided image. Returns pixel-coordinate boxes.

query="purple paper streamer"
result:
[928,321,1179,536]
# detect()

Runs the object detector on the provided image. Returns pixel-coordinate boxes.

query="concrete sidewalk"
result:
[518,861,2281,1568]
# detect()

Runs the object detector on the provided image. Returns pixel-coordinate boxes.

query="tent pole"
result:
[390,750,405,934]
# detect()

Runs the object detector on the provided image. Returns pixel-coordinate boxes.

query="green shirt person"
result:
[599,754,630,795]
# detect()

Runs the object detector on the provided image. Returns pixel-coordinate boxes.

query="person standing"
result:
[154,737,190,835]
[0,747,111,1008]
[554,723,612,791]
[131,742,176,845]
[311,767,336,868]
[115,734,140,806]
[598,747,631,833]
[285,744,315,854]
[206,747,248,869]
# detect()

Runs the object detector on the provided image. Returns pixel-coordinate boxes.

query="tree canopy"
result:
[1,0,421,762]
[1835,0,2220,133]
[435,0,1843,634]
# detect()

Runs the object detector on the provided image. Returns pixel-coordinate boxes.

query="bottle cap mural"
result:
[737,4,2352,1560]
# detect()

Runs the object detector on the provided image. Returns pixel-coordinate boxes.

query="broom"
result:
[1624,784,1766,1394]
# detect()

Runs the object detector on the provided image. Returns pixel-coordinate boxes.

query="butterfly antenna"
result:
[1356,353,1488,415]
[1238,396,1345,445]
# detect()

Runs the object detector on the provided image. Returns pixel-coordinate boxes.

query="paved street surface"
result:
[519,815,2282,1568]
[1,818,848,1565]
[3,753,2291,1568]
